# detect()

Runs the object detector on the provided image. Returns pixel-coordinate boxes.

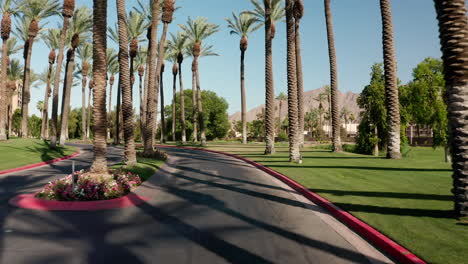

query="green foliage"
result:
[355,63,387,154]
[164,89,230,141]
[277,131,288,142]
[342,144,356,153]
[11,108,21,135]
[27,115,42,138]
[400,57,447,148]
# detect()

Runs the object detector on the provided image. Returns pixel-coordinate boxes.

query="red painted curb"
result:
[156,145,426,264]
[9,193,150,211]
[0,149,81,175]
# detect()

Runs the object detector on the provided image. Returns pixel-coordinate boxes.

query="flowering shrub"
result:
[35,169,142,201]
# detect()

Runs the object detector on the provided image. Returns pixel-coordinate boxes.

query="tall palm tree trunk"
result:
[160,63,166,143]
[143,0,161,154]
[108,76,114,140]
[59,49,76,146]
[138,71,144,142]
[20,37,35,138]
[240,48,247,144]
[81,75,87,140]
[380,0,400,159]
[264,0,275,154]
[117,0,136,165]
[0,37,9,140]
[325,0,342,152]
[278,100,282,133]
[41,59,54,139]
[179,60,187,144]
[191,61,198,142]
[114,79,121,144]
[87,86,92,139]
[172,64,177,142]
[195,58,206,146]
[295,0,305,147]
[142,34,151,132]
[51,16,71,147]
[286,0,301,163]
[91,0,109,174]
[433,0,468,218]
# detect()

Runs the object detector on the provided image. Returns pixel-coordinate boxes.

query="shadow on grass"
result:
[310,189,452,201]
[334,202,454,219]
[24,140,69,163]
[266,164,451,172]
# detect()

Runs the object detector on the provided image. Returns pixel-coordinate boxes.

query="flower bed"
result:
[35,169,142,201]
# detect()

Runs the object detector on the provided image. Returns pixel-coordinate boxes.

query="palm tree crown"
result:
[226,12,259,39]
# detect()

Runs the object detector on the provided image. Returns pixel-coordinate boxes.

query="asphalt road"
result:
[0,144,393,264]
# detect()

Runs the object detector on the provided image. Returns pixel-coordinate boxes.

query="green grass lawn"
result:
[198,142,467,264]
[111,157,165,182]
[0,138,77,171]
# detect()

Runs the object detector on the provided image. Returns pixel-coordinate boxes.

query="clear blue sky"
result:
[24,0,446,117]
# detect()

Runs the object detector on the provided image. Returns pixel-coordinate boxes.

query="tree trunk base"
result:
[264,138,275,155]
[386,151,402,159]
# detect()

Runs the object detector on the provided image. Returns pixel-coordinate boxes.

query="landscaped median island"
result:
[197,142,467,264]
[0,138,77,171]
[34,156,165,202]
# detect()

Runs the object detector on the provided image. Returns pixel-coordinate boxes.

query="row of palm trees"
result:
[224,0,467,217]
[0,0,466,217]
[226,0,402,162]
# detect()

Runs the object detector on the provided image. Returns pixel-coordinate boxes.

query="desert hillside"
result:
[229,87,361,123]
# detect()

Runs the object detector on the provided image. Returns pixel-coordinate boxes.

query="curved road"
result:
[0,145,393,264]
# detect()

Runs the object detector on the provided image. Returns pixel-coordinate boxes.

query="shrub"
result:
[342,144,357,153]
[136,149,168,160]
[35,169,142,201]
[277,132,288,142]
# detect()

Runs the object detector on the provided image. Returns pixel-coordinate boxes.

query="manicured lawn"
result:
[0,138,77,171]
[200,142,466,264]
[111,157,165,182]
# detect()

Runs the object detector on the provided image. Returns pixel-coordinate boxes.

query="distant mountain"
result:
[229,87,361,123]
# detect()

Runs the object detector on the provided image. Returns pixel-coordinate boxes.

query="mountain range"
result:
[229,87,362,123]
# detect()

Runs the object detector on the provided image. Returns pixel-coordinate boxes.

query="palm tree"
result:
[184,41,218,143]
[59,34,79,145]
[108,24,123,144]
[245,0,285,154]
[226,12,259,145]
[276,92,287,133]
[143,0,174,154]
[87,79,93,139]
[0,0,20,140]
[76,42,92,140]
[379,0,400,159]
[285,0,300,163]
[180,17,219,146]
[167,31,188,143]
[53,1,75,146]
[294,0,305,147]
[157,60,164,143]
[141,0,162,154]
[324,0,342,152]
[6,58,22,136]
[90,0,108,173]
[40,29,60,139]
[315,92,327,138]
[116,0,136,165]
[106,47,118,139]
[134,46,147,141]
[59,6,92,145]
[17,0,59,137]
[166,49,178,141]
[340,107,351,137]
[433,0,468,218]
